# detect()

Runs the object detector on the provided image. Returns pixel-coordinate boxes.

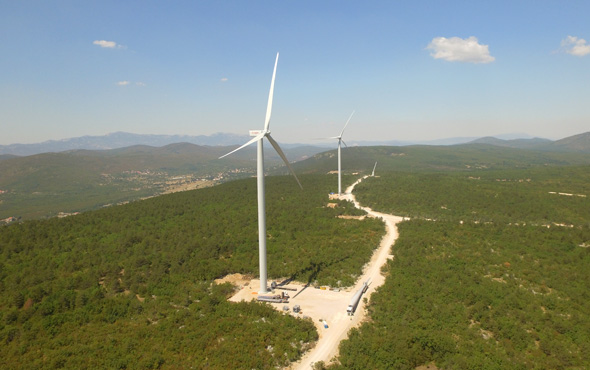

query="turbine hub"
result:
[249,129,269,137]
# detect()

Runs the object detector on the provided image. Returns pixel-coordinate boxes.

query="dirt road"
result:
[228,176,405,369]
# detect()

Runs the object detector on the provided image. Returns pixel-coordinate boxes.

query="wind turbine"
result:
[219,53,302,294]
[372,161,377,177]
[328,111,355,195]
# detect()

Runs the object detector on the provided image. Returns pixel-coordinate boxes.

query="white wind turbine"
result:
[372,161,378,177]
[219,53,302,294]
[328,111,355,195]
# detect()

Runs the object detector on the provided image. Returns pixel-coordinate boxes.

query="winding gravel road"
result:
[291,176,405,369]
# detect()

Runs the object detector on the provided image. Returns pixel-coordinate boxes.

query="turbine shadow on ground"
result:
[286,256,349,299]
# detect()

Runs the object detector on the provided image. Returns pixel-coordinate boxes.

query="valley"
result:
[2,133,589,222]
[0,168,223,222]
[0,142,322,221]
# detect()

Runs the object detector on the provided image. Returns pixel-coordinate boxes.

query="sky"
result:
[1,1,589,145]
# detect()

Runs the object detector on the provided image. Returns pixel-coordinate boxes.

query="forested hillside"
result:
[4,143,590,221]
[292,145,590,177]
[0,143,324,220]
[354,166,590,225]
[0,144,246,220]
[3,141,590,369]
[0,174,383,369]
[328,164,590,369]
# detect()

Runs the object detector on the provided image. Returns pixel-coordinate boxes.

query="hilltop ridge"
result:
[4,131,590,156]
[468,131,590,152]
[2,131,589,220]
[0,132,253,156]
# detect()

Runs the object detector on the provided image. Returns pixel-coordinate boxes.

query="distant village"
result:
[0,167,256,223]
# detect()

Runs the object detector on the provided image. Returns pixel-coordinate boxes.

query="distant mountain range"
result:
[2,133,589,220]
[0,132,256,156]
[0,142,326,220]
[351,132,538,147]
[1,131,589,157]
[468,132,590,152]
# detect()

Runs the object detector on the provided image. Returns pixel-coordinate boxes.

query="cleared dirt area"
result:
[228,176,406,369]
[162,179,215,194]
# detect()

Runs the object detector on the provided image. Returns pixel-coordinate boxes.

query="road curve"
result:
[292,176,405,369]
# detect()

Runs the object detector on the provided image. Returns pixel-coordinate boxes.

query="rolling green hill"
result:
[0,174,383,369]
[0,143,325,220]
[326,165,590,369]
[550,131,590,152]
[291,144,590,182]
[0,155,18,161]
[3,131,589,221]
[353,165,590,225]
[2,136,590,369]
[469,136,553,149]
[331,219,590,370]
[469,131,590,152]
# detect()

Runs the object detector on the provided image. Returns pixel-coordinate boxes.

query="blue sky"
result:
[1,1,589,145]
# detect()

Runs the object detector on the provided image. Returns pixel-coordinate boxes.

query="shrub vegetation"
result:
[330,164,590,369]
[0,174,383,369]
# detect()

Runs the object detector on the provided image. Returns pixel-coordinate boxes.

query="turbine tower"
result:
[219,53,302,294]
[328,111,354,195]
[372,161,378,177]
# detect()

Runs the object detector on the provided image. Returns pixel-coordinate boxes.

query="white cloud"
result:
[93,40,124,49]
[427,36,495,64]
[220,77,228,82]
[561,35,590,57]
[116,81,147,87]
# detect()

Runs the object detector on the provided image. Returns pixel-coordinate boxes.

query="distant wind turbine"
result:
[372,161,377,177]
[328,111,354,195]
[219,53,302,294]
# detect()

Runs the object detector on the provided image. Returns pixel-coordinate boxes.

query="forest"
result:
[0,174,383,369]
[354,165,590,226]
[292,144,590,176]
[326,164,590,369]
[2,143,589,369]
[331,221,589,369]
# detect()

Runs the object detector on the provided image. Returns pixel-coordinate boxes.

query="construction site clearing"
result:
[225,275,356,328]
[216,177,405,368]
[224,273,379,369]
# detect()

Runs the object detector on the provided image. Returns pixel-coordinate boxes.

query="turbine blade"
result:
[219,133,265,159]
[339,110,355,137]
[263,53,279,132]
[267,134,303,190]
[341,139,348,148]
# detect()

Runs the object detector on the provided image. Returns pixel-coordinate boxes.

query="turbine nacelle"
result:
[250,129,267,137]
